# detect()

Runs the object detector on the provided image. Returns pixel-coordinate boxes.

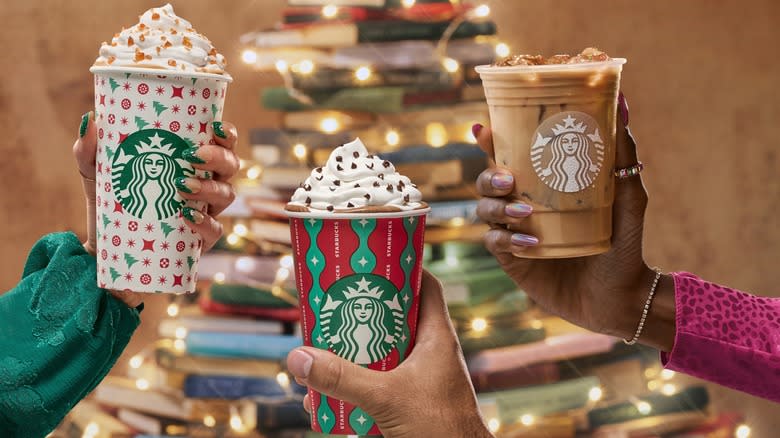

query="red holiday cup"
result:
[287,207,429,435]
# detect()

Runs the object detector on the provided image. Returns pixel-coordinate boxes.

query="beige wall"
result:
[1,0,778,434]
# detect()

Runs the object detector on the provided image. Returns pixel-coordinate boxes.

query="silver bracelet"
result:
[623,268,663,345]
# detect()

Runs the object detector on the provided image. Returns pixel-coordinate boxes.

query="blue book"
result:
[257,399,312,431]
[183,374,307,399]
[185,331,303,360]
[377,143,486,164]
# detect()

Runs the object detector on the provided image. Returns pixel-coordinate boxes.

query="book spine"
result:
[478,376,599,422]
[471,362,560,393]
[587,386,710,428]
[357,20,497,43]
[185,331,303,360]
[256,400,312,431]
[291,67,457,91]
[459,327,546,355]
[183,375,287,399]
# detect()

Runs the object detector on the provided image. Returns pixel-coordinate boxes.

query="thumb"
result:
[287,347,381,408]
[73,111,97,179]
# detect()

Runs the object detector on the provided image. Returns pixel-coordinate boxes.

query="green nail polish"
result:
[182,207,202,224]
[213,121,227,139]
[79,111,91,138]
[175,177,192,193]
[182,147,206,164]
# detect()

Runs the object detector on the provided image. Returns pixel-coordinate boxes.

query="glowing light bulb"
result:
[661,383,677,396]
[736,424,751,438]
[495,42,510,58]
[280,255,294,269]
[647,380,660,391]
[322,5,339,18]
[520,414,534,426]
[450,217,465,227]
[233,223,248,237]
[588,386,603,402]
[275,59,289,73]
[445,255,459,267]
[214,272,226,283]
[276,372,291,388]
[293,143,308,159]
[241,49,257,64]
[236,256,254,273]
[298,59,315,75]
[487,418,500,433]
[229,410,244,432]
[636,401,652,415]
[465,125,477,143]
[442,57,460,73]
[84,422,99,437]
[175,327,188,340]
[275,267,291,283]
[203,415,216,427]
[129,355,144,369]
[385,130,400,147]
[166,302,179,317]
[355,66,372,82]
[474,4,490,18]
[320,117,340,133]
[173,339,186,352]
[226,233,240,246]
[401,0,416,7]
[530,319,543,329]
[471,318,488,333]
[136,378,150,390]
[426,122,448,147]
[660,369,676,380]
[247,165,262,180]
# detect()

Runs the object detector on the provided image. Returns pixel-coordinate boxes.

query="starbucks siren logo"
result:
[111,129,193,220]
[320,275,405,365]
[530,112,605,193]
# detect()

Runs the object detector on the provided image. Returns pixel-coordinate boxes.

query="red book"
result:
[470,362,560,393]
[199,292,301,322]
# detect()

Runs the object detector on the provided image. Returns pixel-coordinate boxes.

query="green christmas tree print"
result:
[134,116,149,130]
[109,78,120,93]
[124,253,139,268]
[153,101,168,117]
[160,222,175,238]
[187,256,195,270]
[109,268,121,282]
[102,213,111,229]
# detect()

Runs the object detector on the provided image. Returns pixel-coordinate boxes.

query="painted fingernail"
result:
[511,233,539,246]
[471,123,483,140]
[618,92,629,127]
[175,177,201,194]
[182,207,205,224]
[288,349,313,379]
[213,121,227,139]
[182,147,207,164]
[491,172,514,190]
[505,203,533,218]
[79,111,91,138]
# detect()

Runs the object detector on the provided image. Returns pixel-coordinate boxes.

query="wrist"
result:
[617,265,676,351]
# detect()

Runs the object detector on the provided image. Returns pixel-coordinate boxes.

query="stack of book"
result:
[56,252,313,437]
[237,0,498,244]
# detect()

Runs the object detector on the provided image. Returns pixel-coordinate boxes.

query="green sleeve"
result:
[0,232,141,437]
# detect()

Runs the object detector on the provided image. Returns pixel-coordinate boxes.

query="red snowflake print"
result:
[127,239,136,248]
[109,97,115,106]
[122,82,131,91]
[185,123,194,132]
[171,104,180,114]
[102,234,108,242]
[144,223,155,232]
[155,86,165,95]
[138,83,149,94]
[201,106,208,114]
[202,88,211,99]
[157,275,167,285]
[177,225,186,234]
[120,117,128,125]
[175,259,184,268]
[104,182,111,192]
[128,221,138,231]
[197,140,205,147]
[124,273,133,281]
[103,200,109,208]
[153,120,162,129]
[140,274,152,285]
[186,275,192,283]
[189,88,197,97]
[190,242,196,249]
[101,249,108,260]
[160,241,171,251]
[142,257,152,267]
[107,132,114,140]
[100,78,106,86]
[113,219,121,229]
[100,267,106,275]
[137,101,146,111]
[121,98,131,110]
[98,128,104,139]
[107,114,115,124]
[176,241,186,252]
[160,258,170,268]
[111,253,119,262]
[187,105,197,115]
[169,121,180,132]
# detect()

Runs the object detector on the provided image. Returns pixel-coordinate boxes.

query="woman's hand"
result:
[286,271,493,438]
[72,112,240,307]
[474,96,675,351]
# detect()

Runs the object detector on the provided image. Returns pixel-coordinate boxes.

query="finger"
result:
[182,208,224,251]
[182,144,240,182]
[473,123,495,163]
[614,93,649,205]
[483,227,538,256]
[286,347,380,408]
[109,289,144,309]
[177,178,236,217]
[303,394,311,414]
[476,168,515,197]
[476,198,532,225]
[73,111,97,179]
[212,121,238,150]
[414,270,457,345]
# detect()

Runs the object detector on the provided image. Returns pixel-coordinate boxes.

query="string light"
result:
[275,267,291,283]
[530,319,543,329]
[449,217,466,227]
[445,254,459,267]
[322,5,339,18]
[213,272,226,283]
[320,117,341,133]
[236,256,255,273]
[275,60,289,73]
[297,59,315,75]
[495,42,510,58]
[644,367,659,379]
[293,143,308,160]
[173,339,186,352]
[473,4,491,18]
[426,122,448,147]
[647,380,660,391]
[247,165,262,180]
[241,49,257,64]
[166,302,180,317]
[736,424,751,438]
[129,355,144,369]
[661,383,677,396]
[136,378,150,391]
[385,130,400,147]
[401,0,416,7]
[487,418,500,433]
[203,415,216,427]
[471,318,488,333]
[226,233,241,246]
[276,372,291,388]
[465,125,477,143]
[520,414,534,426]
[175,327,188,340]
[229,406,245,432]
[588,386,603,402]
[442,57,460,73]
[636,401,652,415]
[84,422,99,437]
[233,223,249,237]
[660,369,676,380]
[280,255,294,269]
[355,66,373,82]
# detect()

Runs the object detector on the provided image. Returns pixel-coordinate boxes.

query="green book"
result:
[448,289,529,322]
[356,20,497,43]
[290,66,458,91]
[209,283,296,309]
[262,86,461,113]
[459,326,545,355]
[587,386,710,428]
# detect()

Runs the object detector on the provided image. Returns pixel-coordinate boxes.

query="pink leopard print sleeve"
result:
[661,272,780,402]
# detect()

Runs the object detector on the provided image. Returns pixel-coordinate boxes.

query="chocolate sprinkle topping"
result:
[316,167,323,173]
[386,184,394,192]
[378,174,384,180]
[351,163,357,169]
[337,164,343,171]
[347,202,354,208]
[367,155,374,159]
[373,181,380,187]
[364,193,371,199]
[306,197,312,205]
[327,205,334,211]
[404,194,410,202]
[353,151,359,158]
[397,183,403,191]
[354,183,360,188]
[334,180,341,186]
[315,175,323,181]
[336,156,342,162]
[304,184,312,191]
[367,163,374,169]
[382,160,391,168]
[329,187,336,192]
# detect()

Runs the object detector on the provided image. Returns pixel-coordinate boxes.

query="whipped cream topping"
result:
[289,138,424,212]
[94,4,227,75]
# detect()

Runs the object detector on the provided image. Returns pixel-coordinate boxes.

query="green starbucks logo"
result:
[111,129,193,220]
[320,275,405,365]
